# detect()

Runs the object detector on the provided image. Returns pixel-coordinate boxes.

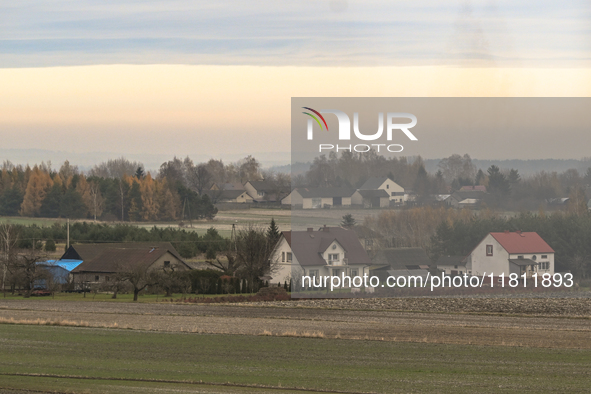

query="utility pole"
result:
[67,219,70,249]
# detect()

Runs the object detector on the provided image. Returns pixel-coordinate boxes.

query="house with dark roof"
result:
[436,255,467,276]
[351,189,389,208]
[64,242,189,285]
[447,190,486,208]
[270,226,371,287]
[359,177,405,203]
[282,187,355,208]
[370,247,432,282]
[244,180,289,203]
[203,189,253,203]
[210,182,245,191]
[466,231,554,283]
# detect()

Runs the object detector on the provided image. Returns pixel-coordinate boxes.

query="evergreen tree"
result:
[341,214,356,229]
[266,218,281,245]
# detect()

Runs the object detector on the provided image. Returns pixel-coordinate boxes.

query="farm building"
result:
[64,242,190,286]
[351,189,390,208]
[358,177,405,203]
[370,247,432,283]
[281,187,355,208]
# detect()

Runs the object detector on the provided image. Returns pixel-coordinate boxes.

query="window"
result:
[454,265,458,269]
[365,239,373,246]
[518,255,524,259]
[541,255,548,259]
[486,245,493,256]
[164,261,170,267]
[328,254,339,263]
[391,192,395,196]
[95,275,99,281]
[386,184,389,189]
[286,252,292,262]
[468,271,472,275]
[333,268,341,277]
[351,269,358,277]
[531,255,537,260]
[282,252,285,262]
[105,276,110,282]
[309,270,319,278]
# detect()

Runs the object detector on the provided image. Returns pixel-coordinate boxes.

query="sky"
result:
[1,0,590,168]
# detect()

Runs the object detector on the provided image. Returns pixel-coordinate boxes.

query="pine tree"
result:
[341,214,356,229]
[266,218,281,245]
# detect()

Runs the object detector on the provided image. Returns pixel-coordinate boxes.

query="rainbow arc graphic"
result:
[302,107,328,131]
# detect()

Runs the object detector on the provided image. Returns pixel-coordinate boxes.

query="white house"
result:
[465,231,555,284]
[270,226,371,288]
[359,177,405,203]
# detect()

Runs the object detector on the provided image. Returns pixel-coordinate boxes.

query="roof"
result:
[459,198,479,204]
[509,258,537,266]
[61,242,181,261]
[220,183,245,191]
[374,248,432,270]
[246,180,275,192]
[387,269,430,278]
[436,255,466,266]
[282,227,371,267]
[40,259,84,271]
[71,246,186,273]
[490,232,554,254]
[295,187,356,198]
[204,189,250,200]
[459,185,487,192]
[359,177,390,190]
[354,189,390,198]
[451,190,486,200]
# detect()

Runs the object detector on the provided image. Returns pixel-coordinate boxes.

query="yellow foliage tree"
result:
[20,166,53,216]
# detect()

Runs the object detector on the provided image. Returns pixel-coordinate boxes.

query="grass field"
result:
[0,292,257,302]
[0,324,590,394]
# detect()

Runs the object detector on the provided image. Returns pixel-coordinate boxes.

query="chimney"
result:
[323,225,329,232]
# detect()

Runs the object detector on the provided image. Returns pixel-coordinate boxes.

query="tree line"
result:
[299,152,591,211]
[0,154,286,221]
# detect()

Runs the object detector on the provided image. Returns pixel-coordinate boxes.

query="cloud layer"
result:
[1,0,589,67]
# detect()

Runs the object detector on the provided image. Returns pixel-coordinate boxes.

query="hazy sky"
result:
[1,0,590,167]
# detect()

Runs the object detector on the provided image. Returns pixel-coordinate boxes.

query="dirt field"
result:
[1,298,590,349]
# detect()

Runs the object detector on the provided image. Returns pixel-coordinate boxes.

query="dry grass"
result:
[0,317,125,329]
[259,329,325,338]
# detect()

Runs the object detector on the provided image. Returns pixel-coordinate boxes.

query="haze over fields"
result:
[1,1,591,168]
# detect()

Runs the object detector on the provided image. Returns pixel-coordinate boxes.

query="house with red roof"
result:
[465,231,554,283]
[270,226,371,288]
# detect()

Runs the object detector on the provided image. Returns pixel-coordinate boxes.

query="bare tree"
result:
[234,224,278,291]
[14,248,49,297]
[116,263,160,301]
[0,224,18,296]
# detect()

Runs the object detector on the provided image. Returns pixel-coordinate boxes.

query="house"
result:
[465,231,555,283]
[359,177,405,203]
[270,226,371,288]
[65,242,190,285]
[447,190,486,208]
[244,180,288,203]
[370,247,432,282]
[203,189,253,203]
[351,189,390,208]
[352,225,383,254]
[282,187,355,209]
[459,185,487,192]
[436,255,467,276]
[210,182,245,191]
